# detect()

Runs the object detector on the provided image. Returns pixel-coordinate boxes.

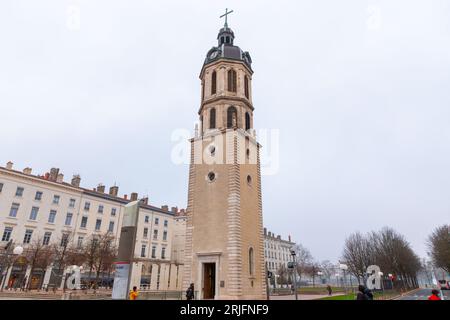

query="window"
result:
[2,227,12,242]
[77,236,84,248]
[207,172,216,182]
[155,218,159,225]
[245,112,251,131]
[227,106,237,128]
[43,232,51,245]
[163,230,168,241]
[164,220,168,228]
[151,246,156,258]
[161,247,166,259]
[15,187,24,197]
[211,71,217,95]
[48,210,57,223]
[108,221,114,233]
[53,195,60,205]
[84,202,90,211]
[143,228,148,238]
[111,208,117,217]
[95,219,102,231]
[60,233,69,247]
[141,245,146,258]
[23,229,33,244]
[80,216,88,228]
[153,229,158,240]
[29,207,39,221]
[145,215,149,223]
[9,203,20,217]
[98,205,104,214]
[227,69,237,92]
[69,199,76,208]
[0,183,3,193]
[35,191,43,201]
[244,75,249,99]
[209,108,216,129]
[247,175,252,185]
[65,213,73,226]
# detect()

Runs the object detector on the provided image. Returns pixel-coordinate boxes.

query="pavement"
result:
[270,293,343,300]
[396,288,450,300]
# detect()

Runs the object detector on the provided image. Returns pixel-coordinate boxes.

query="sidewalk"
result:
[270,293,343,300]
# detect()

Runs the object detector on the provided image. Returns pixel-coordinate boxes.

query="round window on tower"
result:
[207,172,216,183]
[209,145,216,157]
[247,175,252,185]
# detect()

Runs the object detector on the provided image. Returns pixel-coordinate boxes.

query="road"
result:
[397,288,450,300]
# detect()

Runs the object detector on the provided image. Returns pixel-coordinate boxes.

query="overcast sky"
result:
[1,0,449,262]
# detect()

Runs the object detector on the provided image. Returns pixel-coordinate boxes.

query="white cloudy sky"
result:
[1,0,449,262]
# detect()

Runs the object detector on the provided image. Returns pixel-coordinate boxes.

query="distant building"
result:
[263,228,296,274]
[0,161,183,291]
[171,209,187,265]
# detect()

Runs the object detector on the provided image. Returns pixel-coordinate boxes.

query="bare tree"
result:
[276,264,289,287]
[292,244,313,283]
[24,237,54,290]
[427,225,450,274]
[51,232,74,290]
[342,232,374,284]
[305,261,321,287]
[93,233,116,289]
[320,260,335,283]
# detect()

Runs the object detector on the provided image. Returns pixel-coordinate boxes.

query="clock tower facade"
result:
[183,23,266,300]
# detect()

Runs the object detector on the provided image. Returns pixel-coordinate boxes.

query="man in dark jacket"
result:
[356,285,370,300]
[186,283,195,300]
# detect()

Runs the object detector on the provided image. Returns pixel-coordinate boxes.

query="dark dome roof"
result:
[203,27,252,71]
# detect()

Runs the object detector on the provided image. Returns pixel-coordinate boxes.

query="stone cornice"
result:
[198,95,254,115]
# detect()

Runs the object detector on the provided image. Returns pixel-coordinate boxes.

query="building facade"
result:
[264,228,296,278]
[0,162,182,291]
[183,22,266,300]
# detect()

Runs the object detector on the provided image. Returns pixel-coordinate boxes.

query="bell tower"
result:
[183,11,266,300]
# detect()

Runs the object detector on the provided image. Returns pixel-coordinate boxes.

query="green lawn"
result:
[319,294,356,300]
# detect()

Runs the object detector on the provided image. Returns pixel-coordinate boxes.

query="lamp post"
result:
[290,250,298,301]
[1,244,23,291]
[317,271,324,286]
[339,264,348,293]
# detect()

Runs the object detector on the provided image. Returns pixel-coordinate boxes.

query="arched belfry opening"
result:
[210,108,216,129]
[227,106,237,128]
[245,112,251,131]
[228,69,237,93]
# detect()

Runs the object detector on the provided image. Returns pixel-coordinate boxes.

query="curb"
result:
[389,288,422,300]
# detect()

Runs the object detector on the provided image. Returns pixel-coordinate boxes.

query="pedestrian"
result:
[356,285,369,300]
[428,289,441,301]
[363,286,374,300]
[186,283,195,300]
[326,285,332,296]
[129,286,139,300]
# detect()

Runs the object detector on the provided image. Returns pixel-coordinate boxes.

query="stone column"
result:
[168,264,178,291]
[150,264,159,291]
[41,265,53,290]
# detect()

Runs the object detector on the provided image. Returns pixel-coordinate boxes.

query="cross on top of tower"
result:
[220,8,234,28]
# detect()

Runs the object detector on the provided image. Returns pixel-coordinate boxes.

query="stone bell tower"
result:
[183,13,266,300]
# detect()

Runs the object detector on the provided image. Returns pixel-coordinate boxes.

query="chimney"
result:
[49,168,59,182]
[161,205,169,211]
[130,192,138,201]
[56,173,64,183]
[277,235,281,240]
[23,167,32,175]
[97,184,105,193]
[109,186,119,197]
[44,172,50,180]
[141,197,149,205]
[171,206,178,214]
[288,235,291,242]
[264,228,267,236]
[124,194,128,200]
[6,161,13,170]
[71,175,81,187]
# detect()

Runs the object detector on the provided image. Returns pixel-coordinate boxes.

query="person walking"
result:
[428,289,441,300]
[326,285,332,296]
[356,285,369,300]
[129,286,139,300]
[186,283,195,300]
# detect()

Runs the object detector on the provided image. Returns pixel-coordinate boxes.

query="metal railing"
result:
[137,290,199,300]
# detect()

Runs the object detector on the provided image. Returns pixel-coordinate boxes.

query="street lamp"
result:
[317,271,324,285]
[339,264,348,293]
[290,249,298,301]
[13,246,23,255]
